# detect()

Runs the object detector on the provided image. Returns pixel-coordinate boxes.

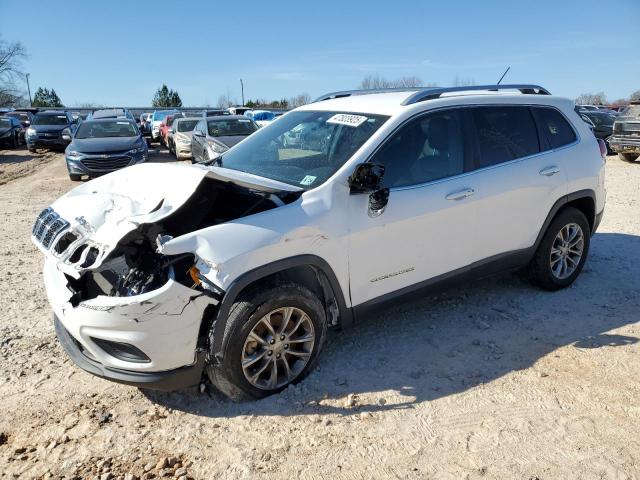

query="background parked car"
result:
[0,116,24,148]
[88,108,136,122]
[170,117,200,159]
[149,110,178,142]
[202,109,230,117]
[244,109,277,127]
[64,118,148,181]
[26,111,77,152]
[579,110,616,153]
[609,102,640,162]
[191,115,258,163]
[4,110,33,142]
[160,112,184,147]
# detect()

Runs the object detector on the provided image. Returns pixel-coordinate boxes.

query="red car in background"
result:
[159,113,183,147]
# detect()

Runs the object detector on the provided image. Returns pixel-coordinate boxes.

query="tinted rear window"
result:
[472,106,540,167]
[532,107,577,149]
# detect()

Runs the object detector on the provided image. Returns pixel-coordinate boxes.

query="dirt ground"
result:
[0,145,639,480]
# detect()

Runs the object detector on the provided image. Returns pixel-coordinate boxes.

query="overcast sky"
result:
[1,0,638,106]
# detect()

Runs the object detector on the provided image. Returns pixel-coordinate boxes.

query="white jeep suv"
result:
[33,84,606,399]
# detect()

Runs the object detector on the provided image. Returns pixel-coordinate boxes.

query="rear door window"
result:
[532,107,577,149]
[471,106,540,168]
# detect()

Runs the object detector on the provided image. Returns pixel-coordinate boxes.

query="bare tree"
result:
[575,92,607,106]
[395,76,424,88]
[359,74,427,90]
[0,36,28,107]
[452,76,476,87]
[217,89,236,108]
[288,93,311,108]
[630,90,640,103]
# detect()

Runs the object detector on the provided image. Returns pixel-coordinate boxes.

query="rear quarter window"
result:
[532,107,577,150]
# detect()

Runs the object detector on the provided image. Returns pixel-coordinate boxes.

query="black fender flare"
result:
[533,189,597,251]
[207,254,352,364]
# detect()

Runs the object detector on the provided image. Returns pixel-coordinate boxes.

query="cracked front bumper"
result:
[44,258,212,377]
[55,316,206,391]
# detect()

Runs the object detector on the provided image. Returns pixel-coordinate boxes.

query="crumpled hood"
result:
[38,163,208,277]
[34,162,301,277]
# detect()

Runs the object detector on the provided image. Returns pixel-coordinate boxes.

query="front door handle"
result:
[539,166,560,176]
[445,188,475,201]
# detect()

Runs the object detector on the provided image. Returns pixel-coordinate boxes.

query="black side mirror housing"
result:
[348,162,386,193]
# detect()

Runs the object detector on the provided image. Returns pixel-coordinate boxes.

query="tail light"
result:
[597,138,607,160]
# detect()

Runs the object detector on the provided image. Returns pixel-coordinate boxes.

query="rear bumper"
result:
[54,315,205,391]
[609,136,640,153]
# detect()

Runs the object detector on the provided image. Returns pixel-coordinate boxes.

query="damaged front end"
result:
[34,163,300,388]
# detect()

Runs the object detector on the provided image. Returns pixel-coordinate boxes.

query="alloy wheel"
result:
[241,307,315,390]
[550,222,584,280]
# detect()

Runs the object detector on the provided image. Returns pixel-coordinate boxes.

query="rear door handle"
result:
[539,166,560,176]
[445,188,475,201]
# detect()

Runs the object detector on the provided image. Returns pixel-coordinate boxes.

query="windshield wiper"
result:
[203,155,223,167]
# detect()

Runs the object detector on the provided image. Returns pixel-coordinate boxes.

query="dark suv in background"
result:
[26,111,77,152]
[610,103,640,162]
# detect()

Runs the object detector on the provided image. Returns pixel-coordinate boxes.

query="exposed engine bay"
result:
[33,168,302,306]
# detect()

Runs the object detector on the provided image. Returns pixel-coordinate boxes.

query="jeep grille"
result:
[32,208,70,250]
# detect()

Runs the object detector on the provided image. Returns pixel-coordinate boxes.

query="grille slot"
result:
[32,208,69,250]
[81,157,131,171]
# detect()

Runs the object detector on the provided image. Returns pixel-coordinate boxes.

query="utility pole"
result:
[240,78,245,106]
[25,73,32,106]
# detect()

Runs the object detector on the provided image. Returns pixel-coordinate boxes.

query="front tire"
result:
[206,282,327,401]
[619,153,638,162]
[530,207,590,291]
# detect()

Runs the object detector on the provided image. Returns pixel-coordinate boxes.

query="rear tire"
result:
[529,207,590,291]
[619,153,638,162]
[206,282,327,401]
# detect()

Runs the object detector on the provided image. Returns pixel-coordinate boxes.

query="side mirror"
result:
[348,162,390,217]
[348,162,385,193]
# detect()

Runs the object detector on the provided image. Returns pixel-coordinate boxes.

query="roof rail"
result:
[313,84,551,105]
[313,87,423,103]
[401,84,551,105]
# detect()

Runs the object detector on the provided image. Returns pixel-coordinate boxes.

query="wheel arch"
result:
[205,255,352,365]
[534,189,597,251]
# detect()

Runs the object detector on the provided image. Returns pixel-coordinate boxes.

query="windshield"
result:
[218,111,388,188]
[208,118,257,137]
[33,114,68,126]
[6,112,27,122]
[177,120,198,132]
[0,119,11,128]
[75,121,138,139]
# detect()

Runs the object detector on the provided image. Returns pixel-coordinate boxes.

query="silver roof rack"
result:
[313,87,424,103]
[313,84,551,105]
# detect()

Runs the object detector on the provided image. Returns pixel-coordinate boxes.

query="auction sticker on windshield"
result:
[327,114,368,127]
